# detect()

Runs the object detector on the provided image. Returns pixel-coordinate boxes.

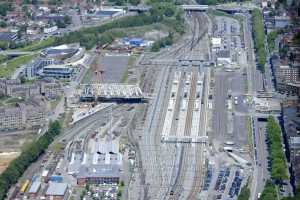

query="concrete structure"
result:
[181,5,209,11]
[45,182,68,200]
[128,6,151,13]
[80,84,144,103]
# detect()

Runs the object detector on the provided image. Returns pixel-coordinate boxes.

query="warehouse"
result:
[77,164,120,186]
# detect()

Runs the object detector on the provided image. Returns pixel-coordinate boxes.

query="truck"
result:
[20,180,30,194]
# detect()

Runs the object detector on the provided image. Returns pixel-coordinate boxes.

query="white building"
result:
[211,37,222,49]
[44,26,58,34]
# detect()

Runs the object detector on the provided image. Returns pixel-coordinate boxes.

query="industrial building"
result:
[77,164,120,185]
[28,181,41,198]
[45,182,68,200]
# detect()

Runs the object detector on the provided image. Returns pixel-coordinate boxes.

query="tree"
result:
[129,0,140,5]
[0,21,7,28]
[0,3,12,16]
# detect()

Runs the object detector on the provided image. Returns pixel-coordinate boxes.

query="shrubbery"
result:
[266,116,288,181]
[252,9,266,72]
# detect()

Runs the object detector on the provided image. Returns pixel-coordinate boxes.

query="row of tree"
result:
[266,116,288,181]
[0,2,12,16]
[237,184,250,200]
[0,121,62,200]
[267,31,279,53]
[252,8,266,73]
[196,0,248,5]
[260,180,278,200]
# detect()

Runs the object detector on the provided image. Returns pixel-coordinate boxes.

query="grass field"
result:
[19,37,56,51]
[0,54,35,78]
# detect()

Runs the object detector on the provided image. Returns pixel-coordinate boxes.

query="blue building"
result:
[123,37,144,47]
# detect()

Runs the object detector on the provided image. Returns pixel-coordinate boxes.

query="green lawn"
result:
[19,37,56,51]
[0,54,35,78]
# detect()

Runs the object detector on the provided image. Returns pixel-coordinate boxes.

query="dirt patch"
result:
[0,152,20,174]
[144,30,168,41]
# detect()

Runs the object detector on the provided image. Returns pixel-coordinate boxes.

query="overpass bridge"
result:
[181,4,253,13]
[181,4,209,11]
[0,50,35,56]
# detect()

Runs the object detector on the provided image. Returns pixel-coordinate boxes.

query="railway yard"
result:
[5,4,286,200]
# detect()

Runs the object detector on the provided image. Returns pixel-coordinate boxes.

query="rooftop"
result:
[77,164,120,179]
[28,181,41,194]
[46,182,67,196]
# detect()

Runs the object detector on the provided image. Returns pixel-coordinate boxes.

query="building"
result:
[216,50,231,66]
[77,164,120,185]
[275,65,299,83]
[5,82,40,99]
[39,64,74,79]
[22,100,46,129]
[41,44,80,60]
[0,106,25,131]
[123,38,145,47]
[253,97,281,114]
[0,99,46,131]
[40,80,63,99]
[0,79,62,99]
[45,182,68,200]
[28,181,41,198]
[211,37,222,49]
[43,26,58,34]
[275,15,290,29]
[92,8,125,19]
[26,57,56,79]
[0,32,17,42]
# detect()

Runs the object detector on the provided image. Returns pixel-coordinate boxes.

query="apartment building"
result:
[0,99,46,131]
[275,65,300,83]
[0,79,62,99]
